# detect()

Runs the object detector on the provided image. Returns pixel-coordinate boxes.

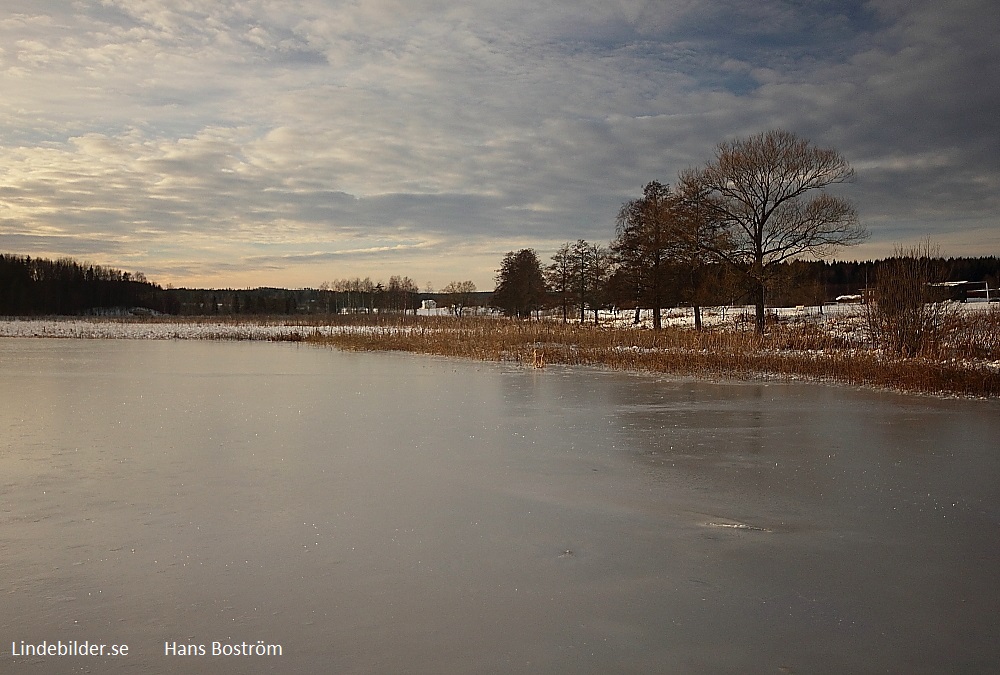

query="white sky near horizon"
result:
[0,0,997,290]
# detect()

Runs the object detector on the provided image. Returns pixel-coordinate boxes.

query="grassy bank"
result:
[306,313,1000,398]
[5,311,997,397]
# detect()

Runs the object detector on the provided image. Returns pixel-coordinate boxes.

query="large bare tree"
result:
[679,129,866,333]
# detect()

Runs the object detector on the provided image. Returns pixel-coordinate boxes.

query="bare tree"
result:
[441,280,477,316]
[866,241,954,357]
[679,129,866,333]
[546,243,575,323]
[580,241,611,325]
[612,181,676,329]
[566,239,611,324]
[613,182,714,329]
[667,190,734,330]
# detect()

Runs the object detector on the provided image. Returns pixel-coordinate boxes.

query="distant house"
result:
[421,299,437,310]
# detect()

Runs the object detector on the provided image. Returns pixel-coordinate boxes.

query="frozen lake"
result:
[1,338,998,673]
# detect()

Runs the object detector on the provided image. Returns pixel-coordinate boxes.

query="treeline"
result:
[815,257,1000,296]
[167,277,428,316]
[0,254,166,315]
[492,246,1000,323]
[0,254,490,316]
[3,250,996,318]
[491,130,998,330]
[165,284,491,316]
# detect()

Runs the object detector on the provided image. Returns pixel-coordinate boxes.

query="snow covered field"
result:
[602,300,996,329]
[0,318,387,340]
[1,301,993,341]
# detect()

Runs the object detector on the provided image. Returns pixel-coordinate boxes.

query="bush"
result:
[866,243,954,357]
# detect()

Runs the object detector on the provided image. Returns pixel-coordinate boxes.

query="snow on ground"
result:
[1,302,993,344]
[595,301,995,333]
[589,303,868,332]
[0,318,394,340]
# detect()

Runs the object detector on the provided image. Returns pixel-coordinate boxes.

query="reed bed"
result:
[938,305,1000,360]
[307,315,1000,398]
[6,312,997,396]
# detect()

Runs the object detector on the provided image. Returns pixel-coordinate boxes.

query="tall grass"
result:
[307,313,1000,398]
[27,311,995,396]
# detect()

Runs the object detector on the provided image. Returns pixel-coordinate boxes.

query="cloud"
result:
[0,0,996,289]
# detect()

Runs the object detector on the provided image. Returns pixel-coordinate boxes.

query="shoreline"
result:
[3,315,998,399]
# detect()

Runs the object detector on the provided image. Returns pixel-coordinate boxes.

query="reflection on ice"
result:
[1,338,998,673]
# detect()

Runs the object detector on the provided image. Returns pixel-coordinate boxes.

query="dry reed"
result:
[306,314,1000,398]
[32,312,995,396]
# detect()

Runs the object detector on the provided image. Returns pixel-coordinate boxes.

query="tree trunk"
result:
[755,280,766,334]
[693,305,702,331]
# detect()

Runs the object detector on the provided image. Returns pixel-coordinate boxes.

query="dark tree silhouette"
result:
[491,249,548,319]
[545,243,575,323]
[612,181,678,329]
[679,129,865,333]
[0,253,164,315]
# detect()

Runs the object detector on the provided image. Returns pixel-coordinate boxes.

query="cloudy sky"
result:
[1,0,997,290]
